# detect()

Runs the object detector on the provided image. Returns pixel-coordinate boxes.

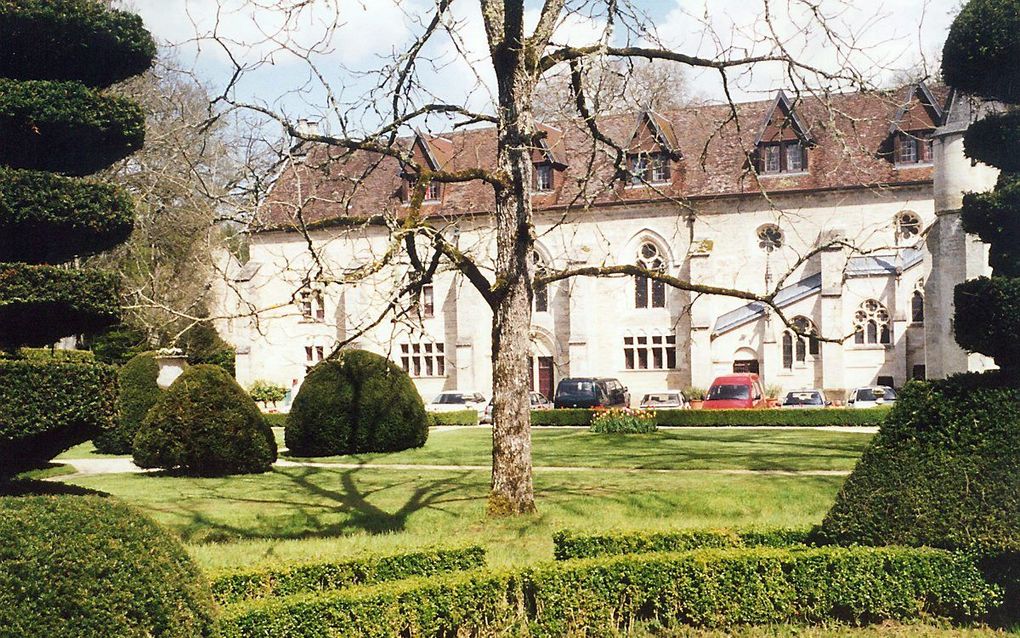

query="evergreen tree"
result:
[0,0,155,477]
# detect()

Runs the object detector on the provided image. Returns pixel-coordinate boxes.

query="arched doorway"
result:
[529,330,556,400]
[732,347,760,375]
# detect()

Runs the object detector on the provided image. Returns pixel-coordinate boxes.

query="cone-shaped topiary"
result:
[133,364,277,476]
[286,349,428,456]
[0,0,154,475]
[822,373,1020,551]
[93,352,161,454]
[0,495,216,637]
[942,0,1020,103]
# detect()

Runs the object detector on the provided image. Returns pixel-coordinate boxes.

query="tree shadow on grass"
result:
[173,466,491,543]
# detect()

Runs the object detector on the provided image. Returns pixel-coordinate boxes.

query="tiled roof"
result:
[712,272,824,336]
[260,85,945,230]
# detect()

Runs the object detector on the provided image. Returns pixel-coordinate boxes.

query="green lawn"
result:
[67,466,844,570]
[283,426,873,471]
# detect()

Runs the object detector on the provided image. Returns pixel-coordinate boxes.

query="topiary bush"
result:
[0,495,216,638]
[286,349,428,456]
[0,0,154,476]
[821,373,1020,552]
[93,351,161,454]
[133,364,277,476]
[0,353,117,479]
[942,0,1020,103]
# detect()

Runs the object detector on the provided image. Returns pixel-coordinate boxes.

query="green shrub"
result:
[0,357,116,478]
[0,167,134,263]
[960,173,1020,277]
[589,407,658,433]
[82,322,149,365]
[0,495,216,637]
[94,351,161,454]
[264,412,288,428]
[211,546,486,605]
[179,319,236,375]
[531,408,593,426]
[821,373,1020,553]
[684,386,706,401]
[552,527,817,560]
[218,546,998,637]
[0,262,120,348]
[964,112,1020,174]
[133,364,277,476]
[426,409,479,426]
[954,277,1020,373]
[286,350,428,456]
[0,0,156,88]
[0,78,146,176]
[942,0,1020,102]
[249,379,287,407]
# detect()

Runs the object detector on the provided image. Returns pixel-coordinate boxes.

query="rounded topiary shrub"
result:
[133,364,276,476]
[93,351,161,454]
[0,495,216,638]
[286,349,428,456]
[821,373,1020,552]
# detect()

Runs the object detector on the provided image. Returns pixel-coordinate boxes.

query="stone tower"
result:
[924,92,999,378]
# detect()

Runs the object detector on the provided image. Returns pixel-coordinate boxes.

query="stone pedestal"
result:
[155,351,188,389]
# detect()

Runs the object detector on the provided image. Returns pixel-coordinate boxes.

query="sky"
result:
[124,0,961,134]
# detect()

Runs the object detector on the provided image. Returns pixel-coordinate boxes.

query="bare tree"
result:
[188,0,924,515]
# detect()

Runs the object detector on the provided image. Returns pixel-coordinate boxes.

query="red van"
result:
[702,373,767,409]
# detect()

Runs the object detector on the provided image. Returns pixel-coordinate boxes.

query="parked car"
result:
[639,391,689,410]
[702,373,767,410]
[553,377,630,409]
[847,385,897,408]
[781,389,828,408]
[428,391,488,417]
[481,391,553,423]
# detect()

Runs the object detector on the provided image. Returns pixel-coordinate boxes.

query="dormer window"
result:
[534,164,554,192]
[760,141,807,174]
[895,131,933,165]
[628,152,671,185]
[403,177,441,203]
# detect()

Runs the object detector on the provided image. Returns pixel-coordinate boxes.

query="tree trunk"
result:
[487,24,537,516]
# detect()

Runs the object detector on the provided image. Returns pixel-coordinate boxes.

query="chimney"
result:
[296,118,320,137]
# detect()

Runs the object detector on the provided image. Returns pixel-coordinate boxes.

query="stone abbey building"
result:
[215,84,998,403]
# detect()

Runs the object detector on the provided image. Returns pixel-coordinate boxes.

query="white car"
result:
[638,391,689,410]
[481,392,552,423]
[428,391,488,417]
[847,385,897,408]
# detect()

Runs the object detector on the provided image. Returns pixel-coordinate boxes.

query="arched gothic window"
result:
[911,279,924,323]
[782,316,819,369]
[895,211,922,244]
[634,241,666,308]
[533,251,549,313]
[757,224,784,253]
[853,299,892,345]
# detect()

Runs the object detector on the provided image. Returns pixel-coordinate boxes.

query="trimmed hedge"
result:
[531,407,890,427]
[0,0,155,88]
[953,277,1020,372]
[94,351,161,455]
[426,409,479,426]
[286,350,428,456]
[822,373,1020,553]
[211,546,486,605]
[218,546,999,637]
[0,495,216,638]
[964,112,1020,174]
[0,262,120,348]
[552,527,816,560]
[0,357,116,478]
[0,78,146,176]
[0,167,134,263]
[942,0,1020,102]
[133,364,277,476]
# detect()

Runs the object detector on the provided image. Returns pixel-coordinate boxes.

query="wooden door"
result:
[537,357,554,400]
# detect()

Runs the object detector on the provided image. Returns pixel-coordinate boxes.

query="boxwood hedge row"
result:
[0,262,119,348]
[553,527,817,560]
[531,407,889,427]
[0,78,146,176]
[0,357,116,478]
[426,409,479,426]
[211,546,486,605]
[0,0,156,88]
[218,546,999,637]
[0,167,134,263]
